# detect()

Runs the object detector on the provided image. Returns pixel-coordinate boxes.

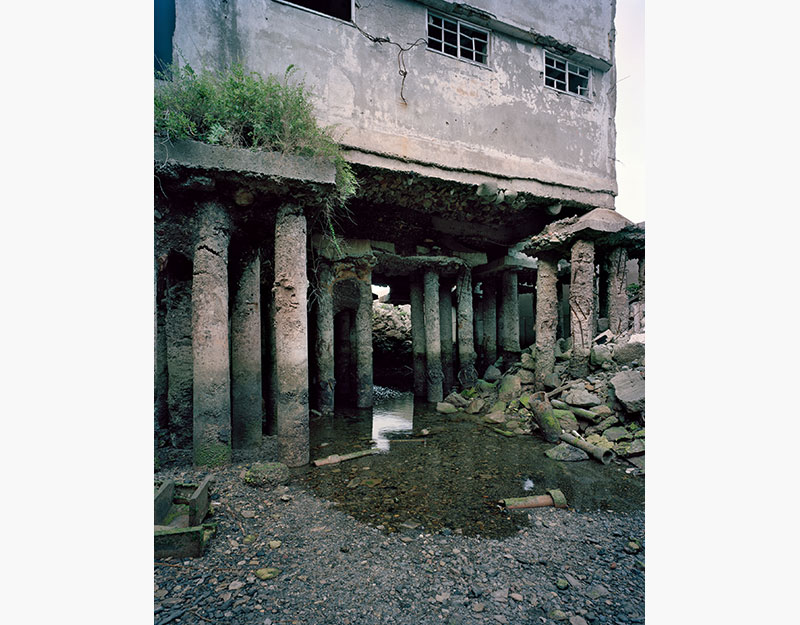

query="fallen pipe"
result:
[559,432,615,465]
[502,488,567,509]
[530,392,562,443]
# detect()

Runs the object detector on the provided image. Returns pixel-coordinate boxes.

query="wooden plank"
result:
[154,480,175,525]
[312,448,379,467]
[188,475,213,526]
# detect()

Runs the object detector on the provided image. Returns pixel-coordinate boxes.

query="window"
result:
[427,11,489,66]
[544,51,591,98]
[277,0,352,22]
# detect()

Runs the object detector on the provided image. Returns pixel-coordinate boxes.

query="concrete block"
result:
[154,480,175,525]
[154,526,205,559]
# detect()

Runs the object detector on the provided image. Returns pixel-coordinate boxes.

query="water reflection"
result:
[371,389,414,451]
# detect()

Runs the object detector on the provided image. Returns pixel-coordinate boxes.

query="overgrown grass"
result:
[154,63,357,206]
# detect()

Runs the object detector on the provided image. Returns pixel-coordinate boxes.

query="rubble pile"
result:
[435,328,646,474]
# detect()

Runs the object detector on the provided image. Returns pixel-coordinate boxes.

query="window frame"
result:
[543,50,592,100]
[272,0,355,24]
[426,9,491,68]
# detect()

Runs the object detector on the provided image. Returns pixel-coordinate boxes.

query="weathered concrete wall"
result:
[172,0,617,200]
[164,272,193,448]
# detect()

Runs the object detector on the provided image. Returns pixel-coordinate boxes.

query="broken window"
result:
[544,51,591,98]
[427,11,489,66]
[277,0,352,22]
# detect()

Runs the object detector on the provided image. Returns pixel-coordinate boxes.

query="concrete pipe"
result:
[559,432,615,465]
[502,489,567,510]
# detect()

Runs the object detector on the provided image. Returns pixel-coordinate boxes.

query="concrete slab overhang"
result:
[522,208,641,256]
[154,138,337,205]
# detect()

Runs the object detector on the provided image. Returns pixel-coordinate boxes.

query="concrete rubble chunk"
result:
[610,370,645,413]
[436,402,458,414]
[563,388,603,407]
[545,442,589,462]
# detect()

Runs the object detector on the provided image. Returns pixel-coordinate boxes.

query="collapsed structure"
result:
[154,0,644,467]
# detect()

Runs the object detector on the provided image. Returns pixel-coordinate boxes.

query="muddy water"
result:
[297,387,644,539]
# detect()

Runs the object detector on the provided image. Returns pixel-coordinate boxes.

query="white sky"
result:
[613,0,645,224]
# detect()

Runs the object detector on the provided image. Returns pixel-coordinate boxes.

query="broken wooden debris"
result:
[312,448,380,467]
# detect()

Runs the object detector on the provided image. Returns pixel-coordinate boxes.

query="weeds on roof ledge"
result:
[154,63,358,208]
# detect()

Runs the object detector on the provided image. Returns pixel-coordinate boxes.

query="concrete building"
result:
[154,0,642,467]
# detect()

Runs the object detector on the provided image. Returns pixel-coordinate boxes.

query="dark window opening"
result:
[154,0,176,76]
[281,0,352,21]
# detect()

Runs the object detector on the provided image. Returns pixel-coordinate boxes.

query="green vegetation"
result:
[626,282,642,300]
[154,63,357,206]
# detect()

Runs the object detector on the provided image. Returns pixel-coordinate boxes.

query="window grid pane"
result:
[544,51,591,99]
[427,11,488,66]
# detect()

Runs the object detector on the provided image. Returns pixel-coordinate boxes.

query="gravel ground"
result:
[154,462,644,625]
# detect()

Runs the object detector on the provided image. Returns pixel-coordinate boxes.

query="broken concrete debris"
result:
[431,326,645,472]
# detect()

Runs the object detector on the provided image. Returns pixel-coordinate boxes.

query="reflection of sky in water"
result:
[371,390,414,451]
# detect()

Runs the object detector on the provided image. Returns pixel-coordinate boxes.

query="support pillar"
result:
[482,279,497,366]
[423,269,443,403]
[165,268,193,448]
[439,279,455,394]
[273,204,309,467]
[638,257,645,300]
[606,247,629,335]
[456,268,476,381]
[334,310,353,402]
[534,255,558,391]
[231,251,263,449]
[569,239,595,378]
[499,270,521,362]
[314,263,335,415]
[410,276,426,397]
[192,202,232,466]
[355,274,374,408]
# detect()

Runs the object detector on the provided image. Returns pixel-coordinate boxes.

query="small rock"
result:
[563,388,603,407]
[436,402,458,414]
[545,443,589,462]
[484,365,502,382]
[472,603,485,613]
[484,411,507,424]
[268,540,282,549]
[491,587,508,602]
[556,578,569,590]
[435,592,451,603]
[549,609,568,620]
[254,568,280,581]
[570,617,589,625]
[586,584,609,600]
[229,580,244,591]
[400,536,413,543]
[624,541,641,554]
[241,510,256,519]
[603,426,632,442]
[510,593,523,602]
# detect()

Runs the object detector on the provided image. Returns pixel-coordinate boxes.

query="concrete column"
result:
[473,289,484,368]
[273,204,309,467]
[499,270,521,362]
[410,276,426,397]
[165,273,193,448]
[439,279,455,393]
[354,275,374,408]
[192,202,232,466]
[314,263,335,415]
[606,247,629,335]
[423,269,443,403]
[456,268,476,378]
[638,257,645,300]
[569,239,595,378]
[482,280,497,366]
[334,310,353,402]
[534,256,558,391]
[231,251,263,449]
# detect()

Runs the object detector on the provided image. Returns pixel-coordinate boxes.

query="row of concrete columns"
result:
[408,268,477,401]
[532,240,631,390]
[164,202,311,467]
[472,271,521,369]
